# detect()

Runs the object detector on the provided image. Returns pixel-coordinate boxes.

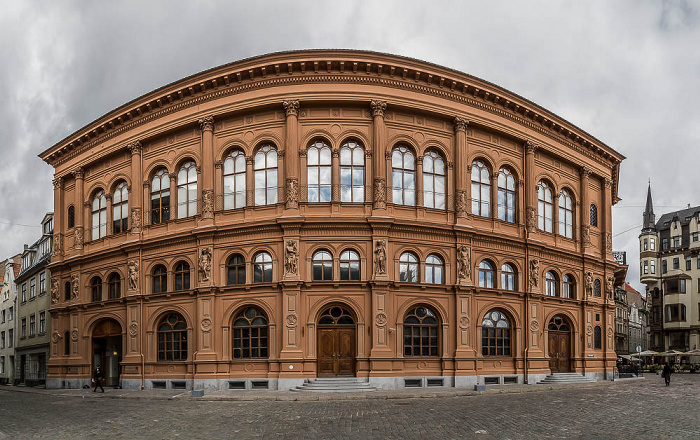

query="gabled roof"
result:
[656,205,700,231]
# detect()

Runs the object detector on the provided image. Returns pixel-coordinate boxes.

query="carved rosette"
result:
[370,100,387,118]
[453,116,468,132]
[127,261,139,291]
[283,100,300,117]
[131,207,142,232]
[285,313,298,328]
[71,274,80,299]
[285,178,299,209]
[284,239,299,276]
[525,206,537,233]
[529,320,539,332]
[129,322,139,337]
[457,245,471,281]
[201,317,212,332]
[528,259,539,291]
[581,224,592,247]
[202,189,214,219]
[373,177,386,209]
[198,115,214,132]
[198,248,212,282]
[74,227,84,249]
[375,313,387,327]
[459,316,470,329]
[455,190,468,218]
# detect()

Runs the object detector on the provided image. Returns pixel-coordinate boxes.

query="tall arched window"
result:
[67,205,75,228]
[340,141,364,202]
[227,254,245,286]
[594,279,601,297]
[153,265,167,293]
[254,145,278,206]
[177,161,197,219]
[339,250,360,281]
[307,140,332,203]
[482,310,511,356]
[399,252,418,282]
[253,252,272,283]
[423,151,445,209]
[391,146,415,206]
[157,313,187,361]
[590,203,598,227]
[107,273,120,299]
[559,189,573,238]
[312,250,333,281]
[223,149,246,210]
[91,190,107,240]
[150,168,170,224]
[91,277,102,302]
[425,255,444,284]
[174,261,190,291]
[471,160,491,217]
[594,325,602,349]
[497,168,516,223]
[501,263,515,291]
[545,271,557,296]
[232,307,268,359]
[479,260,495,288]
[562,274,575,299]
[404,306,439,357]
[112,181,129,234]
[537,181,553,233]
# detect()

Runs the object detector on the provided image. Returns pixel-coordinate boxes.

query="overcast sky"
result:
[1,0,698,293]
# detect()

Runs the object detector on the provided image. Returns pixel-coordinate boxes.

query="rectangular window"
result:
[694,233,699,242]
[0,356,4,374]
[662,238,668,250]
[643,261,648,274]
[30,278,36,299]
[643,239,648,250]
[39,311,45,334]
[651,238,655,250]
[8,306,12,320]
[29,314,35,337]
[21,284,26,302]
[0,331,4,349]
[673,258,679,269]
[680,279,686,293]
[651,260,656,274]
[21,318,26,339]
[39,272,46,295]
[687,258,692,271]
[1,309,4,323]
[7,329,12,347]
[662,260,667,274]
[673,236,680,248]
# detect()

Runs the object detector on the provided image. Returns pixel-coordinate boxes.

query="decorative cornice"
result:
[453,116,468,132]
[370,100,387,117]
[283,100,300,117]
[198,115,214,132]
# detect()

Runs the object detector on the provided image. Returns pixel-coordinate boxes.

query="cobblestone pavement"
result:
[1,374,698,439]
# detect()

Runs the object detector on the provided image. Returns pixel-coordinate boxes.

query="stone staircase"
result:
[292,377,377,393]
[537,372,597,385]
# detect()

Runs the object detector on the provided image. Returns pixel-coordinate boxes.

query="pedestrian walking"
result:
[662,363,672,387]
[93,366,104,393]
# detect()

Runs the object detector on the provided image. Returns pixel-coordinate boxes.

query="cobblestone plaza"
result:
[1,375,698,439]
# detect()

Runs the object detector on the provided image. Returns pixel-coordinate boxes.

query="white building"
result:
[0,256,21,384]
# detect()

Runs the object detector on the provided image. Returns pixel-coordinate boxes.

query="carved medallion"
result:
[52,331,61,343]
[529,320,539,332]
[201,317,212,332]
[129,322,139,337]
[71,329,78,342]
[586,325,593,336]
[375,313,387,326]
[459,316,470,329]
[285,314,298,328]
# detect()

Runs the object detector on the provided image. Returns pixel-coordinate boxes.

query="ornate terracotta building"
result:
[41,50,625,390]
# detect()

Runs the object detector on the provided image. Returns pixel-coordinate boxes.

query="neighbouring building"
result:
[624,282,648,354]
[1,256,22,384]
[42,50,625,391]
[614,285,629,355]
[640,185,699,352]
[14,214,53,386]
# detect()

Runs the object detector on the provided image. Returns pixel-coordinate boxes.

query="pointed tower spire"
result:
[642,181,655,232]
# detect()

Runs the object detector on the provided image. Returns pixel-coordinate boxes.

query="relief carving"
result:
[457,245,471,281]
[127,260,139,290]
[525,207,537,233]
[373,177,386,209]
[198,248,212,282]
[459,316,470,329]
[198,115,214,132]
[453,116,468,132]
[127,141,142,155]
[52,233,63,256]
[374,240,387,276]
[581,224,591,247]
[529,320,539,332]
[131,207,142,231]
[71,274,80,299]
[455,190,468,218]
[585,271,593,298]
[285,178,299,209]
[74,227,84,249]
[52,331,61,343]
[202,189,214,218]
[528,259,539,291]
[50,279,59,304]
[285,313,298,328]
[375,313,387,326]
[201,317,212,332]
[284,239,299,276]
[370,100,387,117]
[283,100,300,117]
[604,232,612,253]
[129,322,138,337]
[606,276,615,300]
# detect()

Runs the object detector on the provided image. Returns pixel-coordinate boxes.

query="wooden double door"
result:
[317,327,355,377]
[548,331,571,373]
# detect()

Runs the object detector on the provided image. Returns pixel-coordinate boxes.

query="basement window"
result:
[171,381,186,390]
[228,381,246,390]
[251,380,269,390]
[152,381,166,390]
[484,377,500,385]
[503,376,518,384]
[404,379,422,388]
[427,378,444,387]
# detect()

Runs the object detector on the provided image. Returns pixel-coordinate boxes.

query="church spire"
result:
[642,181,655,232]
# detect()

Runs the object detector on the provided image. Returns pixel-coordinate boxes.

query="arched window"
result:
[319,306,355,325]
[497,168,516,223]
[339,250,360,281]
[478,260,495,288]
[312,250,333,281]
[223,149,246,210]
[423,151,445,209]
[91,190,107,240]
[391,146,415,206]
[545,271,557,296]
[590,203,598,227]
[425,255,444,284]
[594,326,602,349]
[253,252,272,283]
[152,265,167,293]
[177,161,197,219]
[254,145,278,206]
[562,274,575,299]
[67,205,75,228]
[537,181,553,233]
[548,316,571,331]
[482,310,511,356]
[307,140,332,203]
[157,313,187,361]
[91,277,102,302]
[471,160,491,217]
[399,252,418,283]
[232,307,268,359]
[112,181,129,234]
[150,168,170,224]
[404,306,439,357]
[558,189,573,238]
[340,141,365,202]
[107,273,120,299]
[227,254,246,286]
[174,261,190,291]
[64,281,71,301]
[594,279,601,297]
[501,263,515,291]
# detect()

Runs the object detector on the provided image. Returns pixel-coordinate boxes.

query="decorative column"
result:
[73,168,85,250]
[453,117,469,221]
[524,141,538,235]
[105,194,113,236]
[245,155,254,207]
[491,173,499,221]
[127,141,143,233]
[602,177,613,259]
[331,148,340,203]
[371,100,387,212]
[580,167,592,250]
[364,150,373,203]
[169,174,177,220]
[283,100,300,212]
[198,116,215,222]
[142,180,150,226]
[416,155,424,208]
[214,161,223,211]
[52,177,64,257]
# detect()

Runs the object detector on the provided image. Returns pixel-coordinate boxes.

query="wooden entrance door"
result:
[548,331,571,372]
[317,327,355,377]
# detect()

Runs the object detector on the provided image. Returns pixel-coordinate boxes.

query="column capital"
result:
[370,100,387,118]
[246,155,254,165]
[416,155,423,165]
[52,177,64,189]
[604,177,613,189]
[453,116,469,132]
[277,150,286,158]
[579,166,591,178]
[198,115,215,132]
[283,100,300,117]
[524,140,538,154]
[214,160,223,169]
[73,167,85,179]
[332,148,340,158]
[385,150,392,160]
[127,141,142,155]
[169,174,177,182]
[365,150,373,159]
[299,149,307,158]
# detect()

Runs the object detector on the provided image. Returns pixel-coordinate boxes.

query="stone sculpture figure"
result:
[199,248,212,282]
[127,260,139,290]
[457,245,471,280]
[50,279,59,304]
[202,190,214,218]
[71,274,80,299]
[581,225,591,247]
[606,276,615,300]
[374,240,387,275]
[286,178,299,209]
[526,207,537,233]
[284,239,299,275]
[529,259,539,290]
[456,191,468,218]
[585,271,593,298]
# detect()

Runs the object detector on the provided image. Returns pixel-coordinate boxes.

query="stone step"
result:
[292,377,377,392]
[537,372,597,385]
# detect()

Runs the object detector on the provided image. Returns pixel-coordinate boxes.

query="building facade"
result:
[42,50,625,391]
[614,286,629,355]
[625,282,648,354]
[14,214,53,386]
[0,256,21,384]
[640,185,699,352]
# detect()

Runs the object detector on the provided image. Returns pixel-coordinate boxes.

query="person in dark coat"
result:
[662,363,672,387]
[93,366,104,392]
